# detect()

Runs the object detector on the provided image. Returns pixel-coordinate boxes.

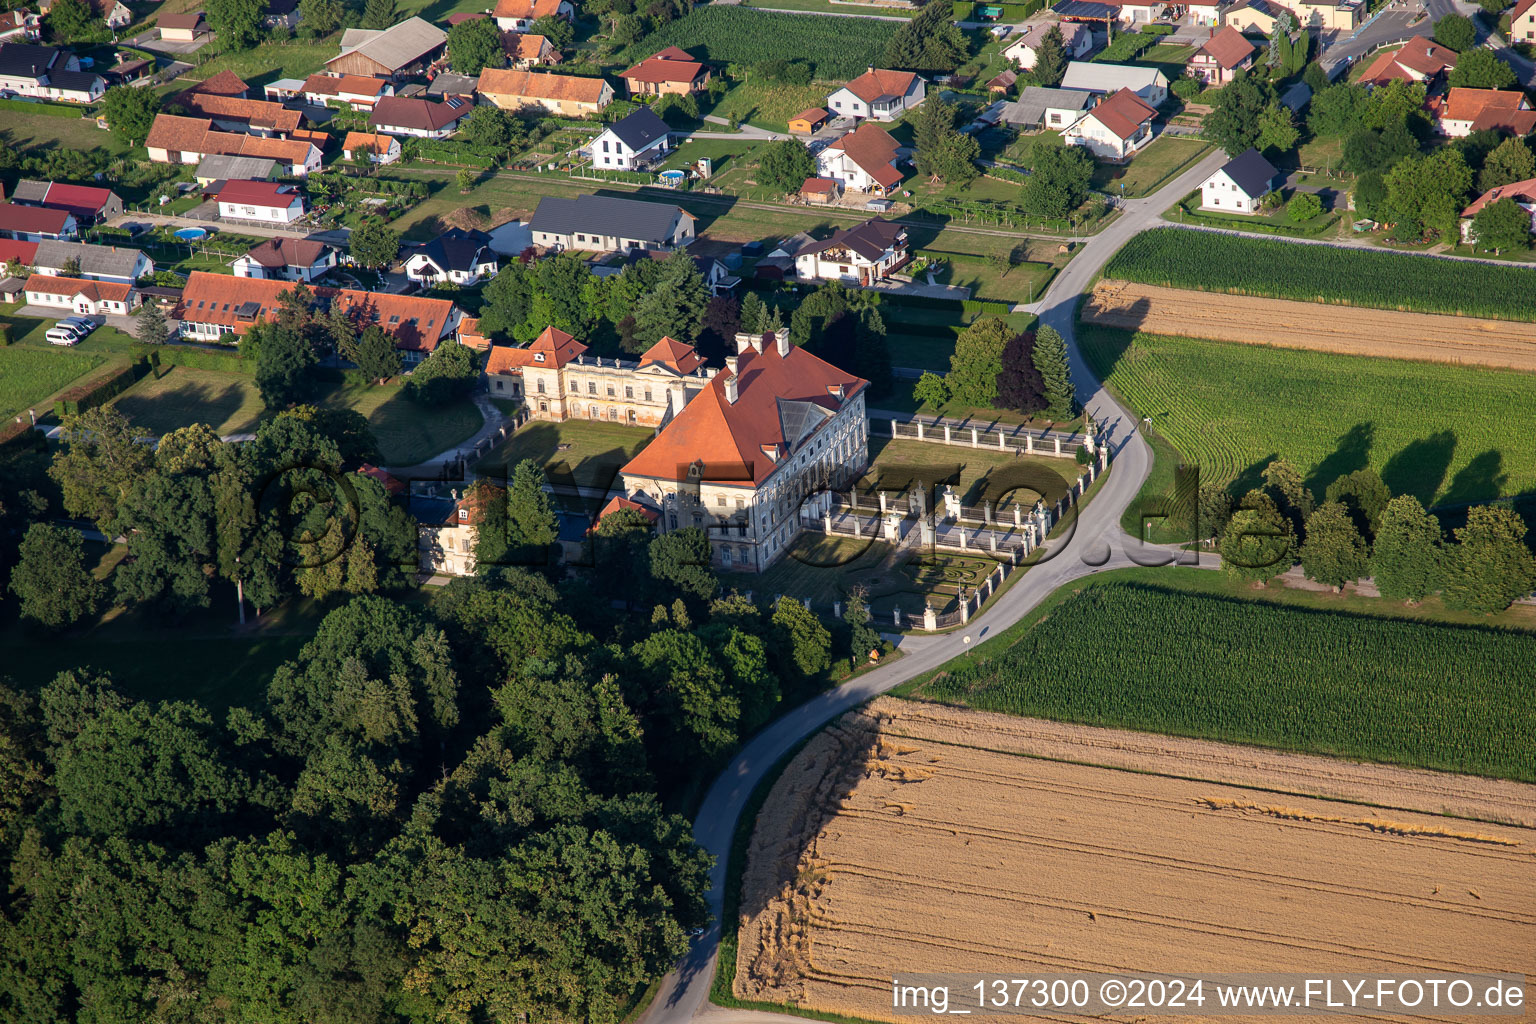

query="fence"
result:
[878,415,1088,460]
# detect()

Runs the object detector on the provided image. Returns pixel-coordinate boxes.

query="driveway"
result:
[635,145,1230,1024]
[125,30,215,55]
[1319,0,1430,72]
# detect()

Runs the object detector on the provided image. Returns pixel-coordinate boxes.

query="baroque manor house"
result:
[483,327,870,571]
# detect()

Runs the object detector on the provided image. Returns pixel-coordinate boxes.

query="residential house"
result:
[815,122,903,195]
[232,237,338,281]
[195,154,278,184]
[175,272,463,360]
[1183,0,1223,27]
[619,46,711,97]
[216,180,305,223]
[301,72,393,110]
[1004,21,1093,70]
[413,485,497,577]
[185,70,249,97]
[1511,0,1536,43]
[48,67,105,102]
[826,67,925,121]
[1189,26,1256,84]
[475,67,613,116]
[1060,61,1167,105]
[505,32,558,67]
[22,273,137,315]
[528,193,695,253]
[1430,87,1536,137]
[793,217,908,286]
[788,107,829,134]
[326,17,447,80]
[1062,87,1157,159]
[587,106,671,170]
[491,0,571,31]
[1200,147,1281,213]
[145,114,323,175]
[1460,175,1536,241]
[174,90,304,135]
[1355,34,1455,87]
[998,85,1093,130]
[404,228,499,285]
[754,231,812,280]
[0,10,42,42]
[619,329,869,572]
[158,12,208,41]
[1224,0,1287,33]
[0,42,73,98]
[987,69,1017,94]
[106,54,154,84]
[342,131,402,163]
[0,203,77,240]
[30,239,153,281]
[1291,0,1362,30]
[9,180,123,225]
[369,95,468,138]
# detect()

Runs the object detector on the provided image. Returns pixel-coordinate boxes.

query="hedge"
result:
[962,299,1011,315]
[137,344,253,376]
[0,97,86,118]
[54,362,145,417]
[0,322,12,346]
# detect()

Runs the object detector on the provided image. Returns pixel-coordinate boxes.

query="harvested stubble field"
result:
[1082,281,1536,373]
[735,698,1536,1022]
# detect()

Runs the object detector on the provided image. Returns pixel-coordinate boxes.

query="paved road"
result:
[1319,0,1430,72]
[635,145,1229,1024]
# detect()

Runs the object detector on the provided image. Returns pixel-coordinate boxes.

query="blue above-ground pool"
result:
[174,227,208,241]
[657,169,686,187]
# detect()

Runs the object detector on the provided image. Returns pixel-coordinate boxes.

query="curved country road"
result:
[639,147,1230,1024]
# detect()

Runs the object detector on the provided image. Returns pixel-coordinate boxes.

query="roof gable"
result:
[1196,26,1256,69]
[604,106,670,150]
[1213,146,1279,197]
[841,67,918,104]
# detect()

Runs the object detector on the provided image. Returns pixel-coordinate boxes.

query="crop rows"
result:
[1105,228,1536,322]
[1076,325,1536,505]
[925,582,1536,782]
[617,7,899,81]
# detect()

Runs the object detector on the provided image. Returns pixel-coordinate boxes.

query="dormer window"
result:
[535,353,544,362]
[458,509,467,521]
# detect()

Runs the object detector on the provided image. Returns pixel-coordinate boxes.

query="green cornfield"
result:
[617,7,899,80]
[0,346,105,420]
[1105,229,1536,322]
[923,582,1536,782]
[1078,325,1536,505]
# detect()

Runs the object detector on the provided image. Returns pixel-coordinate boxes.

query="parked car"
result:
[46,326,82,346]
[60,316,96,337]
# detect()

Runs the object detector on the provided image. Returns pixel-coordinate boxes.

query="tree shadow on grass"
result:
[114,377,258,435]
[1380,430,1456,507]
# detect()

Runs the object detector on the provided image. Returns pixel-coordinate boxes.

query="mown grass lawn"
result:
[189,41,336,85]
[0,345,107,419]
[863,436,1073,507]
[111,365,265,436]
[475,419,653,491]
[1094,136,1214,198]
[322,379,484,466]
[1079,323,1536,505]
[3,110,129,157]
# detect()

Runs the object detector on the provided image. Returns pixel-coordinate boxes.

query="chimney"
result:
[734,330,760,354]
[723,372,739,404]
[775,330,790,358]
[725,354,738,375]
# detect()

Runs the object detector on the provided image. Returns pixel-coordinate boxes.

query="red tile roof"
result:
[1195,26,1256,69]
[0,203,72,234]
[23,272,130,302]
[485,325,588,373]
[1510,0,1534,21]
[639,335,703,374]
[491,0,564,18]
[621,47,708,85]
[1357,35,1455,84]
[27,182,116,219]
[801,176,838,194]
[841,67,919,104]
[185,70,248,96]
[302,73,390,98]
[357,463,405,494]
[0,239,39,265]
[790,107,829,124]
[243,237,330,269]
[1461,175,1536,217]
[342,131,398,155]
[621,337,866,486]
[595,495,659,527]
[477,67,609,104]
[145,114,318,166]
[1085,88,1156,140]
[1438,86,1532,121]
[824,122,903,188]
[370,96,466,132]
[216,180,301,208]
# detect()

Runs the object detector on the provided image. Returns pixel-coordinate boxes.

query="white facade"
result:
[795,247,900,285]
[1200,168,1268,213]
[492,0,572,31]
[24,286,135,315]
[218,195,305,223]
[371,118,458,139]
[1004,26,1092,69]
[231,252,337,281]
[403,251,499,286]
[1063,111,1152,160]
[815,146,896,194]
[826,78,925,121]
[588,127,670,169]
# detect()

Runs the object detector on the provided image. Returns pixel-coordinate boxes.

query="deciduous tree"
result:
[1477,136,1536,191]
[1433,11,1475,51]
[349,219,400,271]
[8,523,101,627]
[206,0,266,49]
[756,138,817,193]
[1299,501,1369,590]
[1470,196,1532,253]
[1371,494,1442,602]
[101,85,161,145]
[1219,490,1296,584]
[448,16,507,74]
[1440,503,1536,613]
[1447,47,1517,88]
[946,316,1009,408]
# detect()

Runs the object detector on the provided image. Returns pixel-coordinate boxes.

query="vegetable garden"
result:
[1106,228,1536,321]
[616,7,899,80]
[1076,324,1536,505]
[922,581,1536,782]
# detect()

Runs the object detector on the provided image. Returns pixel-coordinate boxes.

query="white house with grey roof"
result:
[999,86,1094,130]
[32,240,154,283]
[403,228,499,285]
[1200,147,1281,213]
[528,194,695,254]
[587,107,672,170]
[794,217,909,286]
[1060,61,1168,106]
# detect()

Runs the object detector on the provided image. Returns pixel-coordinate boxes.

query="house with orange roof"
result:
[826,67,925,121]
[483,326,712,425]
[301,73,394,110]
[1429,87,1536,137]
[342,131,402,164]
[1459,175,1536,242]
[620,46,711,97]
[184,70,250,97]
[594,495,659,530]
[144,114,323,176]
[491,0,571,31]
[1062,88,1157,160]
[788,107,829,134]
[232,237,338,282]
[506,32,559,68]
[619,330,869,572]
[174,90,304,135]
[815,122,904,195]
[475,67,613,116]
[1355,35,1455,88]
[1188,26,1256,85]
[23,273,138,315]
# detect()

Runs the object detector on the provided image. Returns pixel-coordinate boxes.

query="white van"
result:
[46,326,82,346]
